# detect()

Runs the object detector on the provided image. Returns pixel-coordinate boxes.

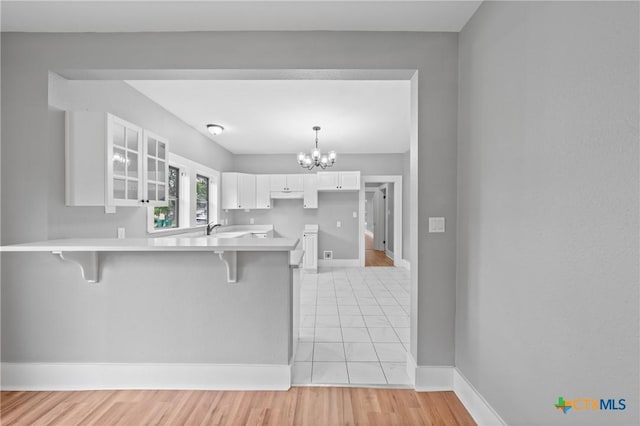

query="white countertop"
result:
[1,236,299,253]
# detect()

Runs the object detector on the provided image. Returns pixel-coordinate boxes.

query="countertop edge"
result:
[0,237,300,253]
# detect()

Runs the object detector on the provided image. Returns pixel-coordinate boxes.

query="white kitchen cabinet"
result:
[302,224,318,272]
[142,130,169,207]
[270,174,304,192]
[317,171,361,191]
[221,172,256,209]
[303,174,318,209]
[255,175,272,209]
[66,111,169,210]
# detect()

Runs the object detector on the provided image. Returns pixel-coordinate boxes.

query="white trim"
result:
[398,258,410,270]
[0,362,290,391]
[453,369,507,426]
[407,353,453,391]
[385,249,394,259]
[405,353,504,425]
[146,153,221,234]
[318,259,360,268]
[406,351,417,385]
[359,175,402,268]
[415,367,454,391]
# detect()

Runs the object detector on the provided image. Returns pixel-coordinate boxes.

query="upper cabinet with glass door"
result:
[143,130,169,207]
[65,111,170,211]
[106,115,143,206]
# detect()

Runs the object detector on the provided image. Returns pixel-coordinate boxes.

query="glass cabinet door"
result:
[109,117,143,206]
[144,132,169,207]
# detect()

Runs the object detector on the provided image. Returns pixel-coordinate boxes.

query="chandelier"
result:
[297,126,337,170]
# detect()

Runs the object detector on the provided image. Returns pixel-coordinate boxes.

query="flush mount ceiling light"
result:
[297,126,336,170]
[206,124,224,136]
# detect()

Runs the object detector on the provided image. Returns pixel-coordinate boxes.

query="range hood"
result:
[271,191,303,199]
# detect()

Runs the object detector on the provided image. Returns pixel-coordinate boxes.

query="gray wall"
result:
[2,32,458,367]
[233,153,405,176]
[234,193,359,259]
[46,78,235,240]
[457,2,639,425]
[234,153,405,260]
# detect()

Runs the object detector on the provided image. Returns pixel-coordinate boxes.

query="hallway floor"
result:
[293,266,411,386]
[364,230,394,267]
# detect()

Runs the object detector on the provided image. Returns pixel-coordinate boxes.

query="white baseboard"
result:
[318,259,360,267]
[416,367,454,391]
[396,258,410,270]
[407,353,452,390]
[453,368,506,426]
[385,249,394,259]
[406,355,504,425]
[0,362,291,391]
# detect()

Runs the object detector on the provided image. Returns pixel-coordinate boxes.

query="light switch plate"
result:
[352,211,357,218]
[428,217,445,233]
[337,221,342,228]
[117,227,126,239]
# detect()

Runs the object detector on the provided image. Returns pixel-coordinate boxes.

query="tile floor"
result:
[293,266,412,386]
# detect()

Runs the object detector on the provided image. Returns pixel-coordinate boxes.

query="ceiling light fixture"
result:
[297,126,336,170]
[206,124,224,135]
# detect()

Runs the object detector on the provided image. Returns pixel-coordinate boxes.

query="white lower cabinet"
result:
[222,172,256,209]
[302,225,319,272]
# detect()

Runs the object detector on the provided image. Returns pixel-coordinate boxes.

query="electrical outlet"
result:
[352,211,357,218]
[323,250,333,260]
[117,227,125,239]
[337,221,341,228]
[249,218,255,225]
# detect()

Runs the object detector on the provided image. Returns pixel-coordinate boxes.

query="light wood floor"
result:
[0,388,475,425]
[365,231,394,267]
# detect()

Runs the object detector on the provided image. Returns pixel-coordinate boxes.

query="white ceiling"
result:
[125,80,410,154]
[1,1,482,33]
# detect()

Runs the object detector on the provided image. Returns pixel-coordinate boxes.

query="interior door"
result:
[373,189,386,251]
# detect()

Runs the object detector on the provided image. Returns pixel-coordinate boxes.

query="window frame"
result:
[195,174,210,226]
[146,153,220,234]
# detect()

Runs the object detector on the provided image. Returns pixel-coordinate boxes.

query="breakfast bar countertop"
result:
[0,236,299,253]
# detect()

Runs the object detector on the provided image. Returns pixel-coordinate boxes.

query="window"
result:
[153,166,179,229]
[195,175,209,225]
[147,153,219,234]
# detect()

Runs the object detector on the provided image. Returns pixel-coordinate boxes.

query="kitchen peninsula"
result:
[1,232,302,390]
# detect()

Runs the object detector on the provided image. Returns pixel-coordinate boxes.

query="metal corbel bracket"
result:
[52,251,99,283]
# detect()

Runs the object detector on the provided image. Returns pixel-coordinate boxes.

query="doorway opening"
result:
[359,175,403,268]
[365,183,393,267]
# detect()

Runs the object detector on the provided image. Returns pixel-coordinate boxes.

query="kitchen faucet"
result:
[206,222,222,235]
